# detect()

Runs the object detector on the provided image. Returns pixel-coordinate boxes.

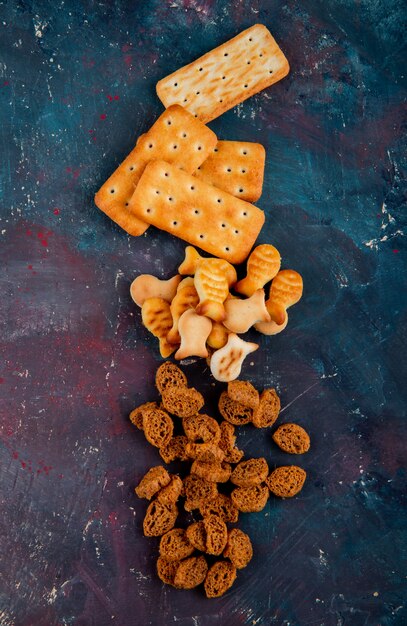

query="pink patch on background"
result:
[100,113,107,120]
[392,249,399,254]
[53,208,60,215]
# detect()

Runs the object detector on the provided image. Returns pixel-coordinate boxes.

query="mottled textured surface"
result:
[0,1,406,625]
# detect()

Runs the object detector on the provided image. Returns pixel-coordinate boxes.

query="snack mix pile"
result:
[131,363,310,597]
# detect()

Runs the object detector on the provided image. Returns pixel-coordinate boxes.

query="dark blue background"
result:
[0,1,406,625]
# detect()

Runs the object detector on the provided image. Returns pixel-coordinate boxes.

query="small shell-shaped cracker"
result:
[207,321,229,350]
[178,246,204,275]
[210,333,258,382]
[194,258,234,322]
[223,289,270,334]
[141,297,176,358]
[267,270,303,325]
[175,309,212,360]
[167,283,199,344]
[234,244,281,297]
[130,274,182,307]
[254,310,288,335]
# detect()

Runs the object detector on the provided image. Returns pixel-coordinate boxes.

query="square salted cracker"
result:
[127,160,265,264]
[156,24,289,124]
[94,105,217,236]
[194,141,266,202]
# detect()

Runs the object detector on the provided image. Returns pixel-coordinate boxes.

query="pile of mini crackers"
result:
[132,363,310,597]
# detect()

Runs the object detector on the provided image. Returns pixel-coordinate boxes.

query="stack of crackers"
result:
[95,24,290,263]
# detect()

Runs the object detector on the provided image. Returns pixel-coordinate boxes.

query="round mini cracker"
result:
[230,457,269,487]
[143,500,178,537]
[231,484,269,513]
[157,556,181,586]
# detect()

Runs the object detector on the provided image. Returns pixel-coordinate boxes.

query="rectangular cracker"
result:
[128,160,265,264]
[156,24,289,124]
[94,105,217,236]
[194,141,265,202]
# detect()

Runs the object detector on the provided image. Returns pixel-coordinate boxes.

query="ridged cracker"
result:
[195,141,265,202]
[156,24,289,123]
[94,105,217,235]
[127,160,265,264]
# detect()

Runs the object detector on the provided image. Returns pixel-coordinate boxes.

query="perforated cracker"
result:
[94,105,217,235]
[128,160,265,264]
[156,24,289,124]
[195,141,266,202]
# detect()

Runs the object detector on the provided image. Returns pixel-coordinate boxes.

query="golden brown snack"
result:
[230,458,269,487]
[194,258,234,322]
[183,413,221,444]
[266,466,306,498]
[186,521,207,552]
[167,282,199,344]
[173,555,208,589]
[218,421,244,464]
[127,160,265,265]
[210,333,259,382]
[223,289,270,334]
[178,246,204,276]
[194,141,266,203]
[223,528,253,569]
[252,388,280,428]
[157,475,183,504]
[207,321,230,350]
[231,484,269,512]
[159,435,190,463]
[95,105,217,235]
[272,423,310,454]
[203,515,228,556]
[143,500,178,537]
[129,401,157,430]
[130,274,181,307]
[266,270,303,325]
[135,466,171,500]
[227,380,259,410]
[234,244,281,297]
[161,386,204,418]
[141,297,176,358]
[185,442,225,464]
[175,309,212,359]
[191,459,232,483]
[254,310,289,335]
[155,362,188,394]
[142,407,174,448]
[183,474,218,511]
[159,528,195,561]
[199,494,239,523]
[156,24,289,124]
[156,557,181,586]
[218,390,253,426]
[204,561,237,598]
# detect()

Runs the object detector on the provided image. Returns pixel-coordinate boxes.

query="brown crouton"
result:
[199,494,239,524]
[266,466,306,498]
[272,423,310,454]
[231,484,269,512]
[159,528,195,561]
[186,521,207,552]
[173,555,208,589]
[203,515,228,556]
[204,561,237,598]
[230,458,269,487]
[156,556,181,586]
[157,475,183,504]
[183,413,221,444]
[191,459,231,483]
[183,474,218,511]
[223,528,253,569]
[252,388,280,428]
[129,401,157,430]
[218,421,244,464]
[228,380,259,409]
[185,442,225,463]
[161,386,204,418]
[159,435,189,463]
[155,362,188,394]
[218,390,252,426]
[142,407,174,448]
[135,466,171,500]
[143,500,178,537]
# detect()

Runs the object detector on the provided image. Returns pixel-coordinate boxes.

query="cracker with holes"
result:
[94,105,217,235]
[127,160,265,264]
[156,24,289,123]
[195,141,266,202]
